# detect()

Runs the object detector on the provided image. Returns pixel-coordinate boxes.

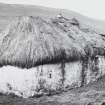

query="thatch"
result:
[0,16,104,68]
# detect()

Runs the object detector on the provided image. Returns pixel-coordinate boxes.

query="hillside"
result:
[0,3,104,34]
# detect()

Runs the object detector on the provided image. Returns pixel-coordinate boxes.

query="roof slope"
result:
[0,16,105,68]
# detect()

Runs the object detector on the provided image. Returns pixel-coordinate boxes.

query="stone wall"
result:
[0,62,82,98]
[0,64,62,98]
[64,62,82,88]
[0,57,105,98]
[86,56,105,84]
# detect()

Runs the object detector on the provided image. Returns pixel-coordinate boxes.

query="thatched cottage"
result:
[0,15,105,98]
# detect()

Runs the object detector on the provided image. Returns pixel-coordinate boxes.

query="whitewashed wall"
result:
[64,62,82,88]
[86,56,105,84]
[0,62,82,98]
[0,57,105,98]
[0,64,62,98]
[98,56,105,76]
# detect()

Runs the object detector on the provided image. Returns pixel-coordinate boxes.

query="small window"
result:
[48,70,52,79]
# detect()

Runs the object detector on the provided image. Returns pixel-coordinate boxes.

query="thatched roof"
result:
[0,16,105,68]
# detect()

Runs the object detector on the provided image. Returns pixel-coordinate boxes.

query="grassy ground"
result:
[0,76,105,105]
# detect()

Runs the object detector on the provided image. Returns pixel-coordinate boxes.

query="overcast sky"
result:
[0,0,105,20]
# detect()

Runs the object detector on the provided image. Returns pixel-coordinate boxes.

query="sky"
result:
[0,0,105,20]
